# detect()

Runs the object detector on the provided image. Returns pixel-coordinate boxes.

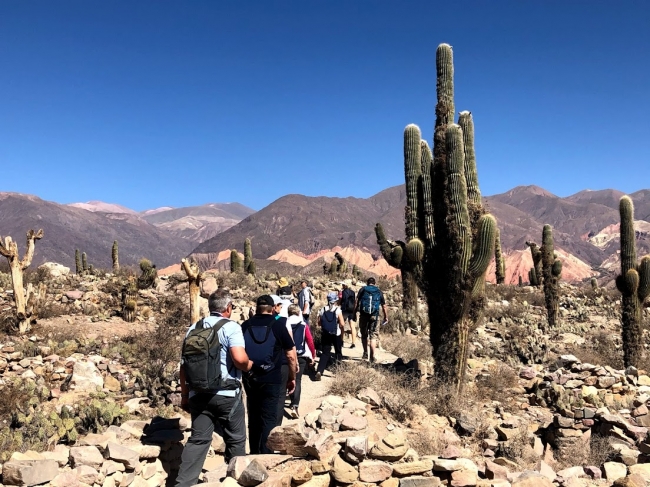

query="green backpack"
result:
[181,318,228,392]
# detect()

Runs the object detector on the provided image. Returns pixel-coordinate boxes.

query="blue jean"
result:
[175,392,245,487]
[243,378,283,454]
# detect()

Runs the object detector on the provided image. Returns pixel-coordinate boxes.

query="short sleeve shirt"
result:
[183,313,245,397]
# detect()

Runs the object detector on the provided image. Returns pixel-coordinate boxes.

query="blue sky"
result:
[1,1,649,211]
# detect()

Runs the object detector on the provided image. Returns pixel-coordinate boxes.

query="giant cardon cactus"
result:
[540,224,562,329]
[616,196,650,367]
[526,241,542,287]
[244,238,256,276]
[390,43,496,392]
[494,228,505,285]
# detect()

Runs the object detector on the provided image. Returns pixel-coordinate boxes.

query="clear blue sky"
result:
[2,1,649,211]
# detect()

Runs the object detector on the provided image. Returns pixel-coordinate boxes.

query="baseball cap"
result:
[256,295,275,307]
[269,294,282,305]
[327,292,339,302]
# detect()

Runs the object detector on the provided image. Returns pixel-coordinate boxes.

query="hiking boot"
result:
[289,406,299,419]
[314,372,322,381]
[362,352,368,360]
[370,356,377,364]
[350,344,356,349]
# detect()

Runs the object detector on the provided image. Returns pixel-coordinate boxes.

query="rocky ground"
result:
[0,262,648,486]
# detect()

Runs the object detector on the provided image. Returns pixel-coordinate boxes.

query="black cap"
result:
[256,295,275,307]
[367,277,376,285]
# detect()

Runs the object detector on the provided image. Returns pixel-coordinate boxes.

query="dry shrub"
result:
[485,284,517,302]
[37,302,67,320]
[555,434,614,469]
[328,361,386,398]
[127,295,188,404]
[501,426,538,468]
[572,331,623,369]
[381,333,432,362]
[476,362,518,404]
[407,429,447,456]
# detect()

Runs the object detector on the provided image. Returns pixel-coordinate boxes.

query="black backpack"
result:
[243,322,278,377]
[341,288,356,313]
[321,307,339,335]
[181,318,228,392]
[291,322,307,356]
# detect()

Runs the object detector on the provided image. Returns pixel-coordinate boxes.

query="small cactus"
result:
[230,250,243,273]
[518,275,523,287]
[112,240,119,272]
[82,252,88,274]
[590,277,598,290]
[244,238,256,275]
[137,258,157,289]
[75,249,82,275]
[122,279,138,322]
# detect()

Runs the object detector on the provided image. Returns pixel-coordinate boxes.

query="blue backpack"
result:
[243,322,277,376]
[291,322,307,356]
[359,285,382,315]
[321,307,339,335]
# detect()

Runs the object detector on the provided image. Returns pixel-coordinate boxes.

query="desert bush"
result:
[128,295,188,405]
[485,284,517,303]
[476,362,518,404]
[572,331,623,369]
[381,333,432,362]
[0,272,11,290]
[500,426,538,468]
[37,302,68,320]
[555,433,614,469]
[407,429,447,456]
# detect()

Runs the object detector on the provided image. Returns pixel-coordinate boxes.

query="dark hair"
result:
[367,277,376,285]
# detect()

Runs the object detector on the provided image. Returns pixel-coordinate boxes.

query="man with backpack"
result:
[340,282,358,349]
[314,292,346,381]
[242,295,297,454]
[176,290,253,487]
[297,280,314,324]
[355,277,388,364]
[286,304,316,418]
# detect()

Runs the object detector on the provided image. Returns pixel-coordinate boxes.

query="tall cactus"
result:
[112,240,119,272]
[230,250,242,273]
[334,252,348,275]
[75,249,82,275]
[494,228,505,285]
[375,124,424,312]
[81,252,88,274]
[541,225,562,329]
[526,241,542,287]
[390,44,497,392]
[616,196,650,367]
[244,238,256,275]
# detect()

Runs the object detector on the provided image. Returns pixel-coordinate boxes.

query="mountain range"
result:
[1,186,649,282]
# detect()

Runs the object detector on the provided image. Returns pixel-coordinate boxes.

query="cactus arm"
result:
[375,223,400,268]
[419,140,435,246]
[457,111,481,207]
[468,215,497,278]
[620,196,637,274]
[21,229,44,270]
[638,256,650,301]
[404,125,422,241]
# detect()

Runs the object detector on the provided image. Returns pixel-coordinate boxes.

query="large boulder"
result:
[38,262,70,278]
[71,361,104,392]
[2,459,59,486]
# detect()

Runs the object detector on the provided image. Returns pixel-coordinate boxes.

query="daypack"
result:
[341,288,356,313]
[182,318,228,392]
[359,285,382,315]
[243,322,277,377]
[321,306,339,335]
[291,322,307,356]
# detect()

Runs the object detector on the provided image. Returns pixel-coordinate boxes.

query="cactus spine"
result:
[494,228,505,285]
[75,249,82,275]
[394,44,497,392]
[244,238,256,275]
[616,196,650,367]
[121,278,138,322]
[82,252,88,274]
[112,241,119,272]
[230,250,242,273]
[541,225,562,329]
[375,124,424,313]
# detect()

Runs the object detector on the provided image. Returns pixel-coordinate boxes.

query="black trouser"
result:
[243,378,283,454]
[317,332,342,374]
[175,392,245,487]
[275,365,290,426]
[290,357,308,408]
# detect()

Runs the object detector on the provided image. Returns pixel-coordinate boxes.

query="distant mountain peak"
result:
[68,201,137,214]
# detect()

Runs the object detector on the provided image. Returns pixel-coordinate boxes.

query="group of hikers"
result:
[174,277,389,487]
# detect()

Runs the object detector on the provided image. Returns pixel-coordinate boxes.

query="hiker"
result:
[176,290,253,487]
[271,294,292,319]
[314,292,345,381]
[340,282,357,349]
[355,277,388,363]
[297,280,314,324]
[242,295,297,454]
[286,304,316,418]
[276,277,294,300]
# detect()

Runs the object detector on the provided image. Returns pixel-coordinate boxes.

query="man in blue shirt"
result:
[175,290,253,487]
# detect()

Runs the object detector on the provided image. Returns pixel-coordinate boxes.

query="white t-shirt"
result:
[318,304,342,336]
[287,315,312,360]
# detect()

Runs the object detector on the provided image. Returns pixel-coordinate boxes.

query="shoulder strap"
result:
[195,318,206,330]
[212,318,230,333]
[246,324,273,344]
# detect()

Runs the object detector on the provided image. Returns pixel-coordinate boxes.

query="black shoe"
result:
[350,344,356,349]
[314,372,322,381]
[362,353,368,360]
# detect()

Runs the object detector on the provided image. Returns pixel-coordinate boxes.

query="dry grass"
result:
[475,362,519,404]
[572,331,624,369]
[380,333,432,362]
[407,429,447,456]
[555,434,615,469]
